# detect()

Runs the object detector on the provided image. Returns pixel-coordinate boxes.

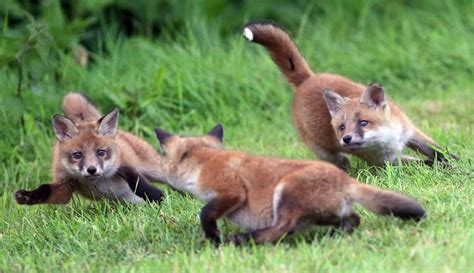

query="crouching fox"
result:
[15,93,165,205]
[154,124,425,245]
[243,22,457,170]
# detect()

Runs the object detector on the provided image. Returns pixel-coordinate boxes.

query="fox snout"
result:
[86,166,97,175]
[80,162,103,178]
[340,133,365,147]
[342,135,352,144]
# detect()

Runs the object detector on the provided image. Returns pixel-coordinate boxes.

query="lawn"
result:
[0,1,473,272]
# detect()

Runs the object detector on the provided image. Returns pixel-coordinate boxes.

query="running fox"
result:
[243,22,456,170]
[15,93,165,205]
[154,124,425,245]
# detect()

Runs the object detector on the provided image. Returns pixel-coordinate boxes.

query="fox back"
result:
[243,22,450,169]
[154,125,425,245]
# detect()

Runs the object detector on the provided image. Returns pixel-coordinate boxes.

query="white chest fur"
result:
[167,168,216,202]
[361,123,413,164]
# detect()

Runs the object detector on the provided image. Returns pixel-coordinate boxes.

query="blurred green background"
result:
[1,0,472,163]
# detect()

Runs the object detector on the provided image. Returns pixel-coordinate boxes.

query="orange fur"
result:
[15,93,165,205]
[155,125,425,245]
[243,22,455,169]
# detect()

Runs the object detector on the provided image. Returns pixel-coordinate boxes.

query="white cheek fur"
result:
[101,153,118,177]
[61,157,81,176]
[363,123,412,151]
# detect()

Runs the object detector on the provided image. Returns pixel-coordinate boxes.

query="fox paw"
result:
[15,185,51,205]
[15,190,40,205]
[228,233,251,246]
[423,159,435,167]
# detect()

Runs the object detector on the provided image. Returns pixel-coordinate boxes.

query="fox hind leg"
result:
[336,212,360,234]
[230,192,303,245]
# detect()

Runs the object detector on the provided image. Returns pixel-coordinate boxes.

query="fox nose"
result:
[342,135,352,144]
[87,166,97,175]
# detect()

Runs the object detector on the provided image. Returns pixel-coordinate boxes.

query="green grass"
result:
[1,1,473,272]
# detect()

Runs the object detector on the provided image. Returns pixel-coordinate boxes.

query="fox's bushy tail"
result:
[350,183,426,221]
[62,93,101,123]
[242,22,313,87]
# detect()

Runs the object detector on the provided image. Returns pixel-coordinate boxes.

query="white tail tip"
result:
[243,27,253,41]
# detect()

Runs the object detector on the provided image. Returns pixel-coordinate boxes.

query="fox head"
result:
[153,124,223,180]
[323,83,395,150]
[52,109,120,180]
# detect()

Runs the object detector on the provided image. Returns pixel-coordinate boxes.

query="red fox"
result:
[154,124,425,245]
[243,22,456,170]
[15,93,165,205]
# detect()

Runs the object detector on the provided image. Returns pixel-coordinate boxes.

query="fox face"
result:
[154,125,223,189]
[324,83,397,150]
[53,109,120,180]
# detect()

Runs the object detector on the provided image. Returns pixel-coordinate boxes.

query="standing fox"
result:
[154,124,425,245]
[243,22,456,170]
[15,93,165,205]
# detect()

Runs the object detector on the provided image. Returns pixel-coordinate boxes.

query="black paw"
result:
[14,184,51,205]
[228,233,251,246]
[15,190,43,205]
[204,232,221,247]
[143,190,165,204]
[423,159,435,167]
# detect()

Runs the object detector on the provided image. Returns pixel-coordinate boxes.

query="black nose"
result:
[342,135,352,144]
[87,166,97,175]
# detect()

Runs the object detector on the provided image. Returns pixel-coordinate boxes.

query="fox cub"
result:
[15,93,165,205]
[154,124,425,245]
[243,22,456,170]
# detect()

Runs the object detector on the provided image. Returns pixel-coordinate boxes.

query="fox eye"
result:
[96,149,107,157]
[338,124,345,131]
[359,120,369,127]
[72,152,82,160]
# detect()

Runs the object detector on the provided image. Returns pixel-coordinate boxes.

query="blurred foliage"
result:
[0,0,472,164]
[0,0,313,65]
[2,0,472,81]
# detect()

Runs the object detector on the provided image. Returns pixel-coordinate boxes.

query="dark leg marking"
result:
[407,133,458,162]
[200,196,243,246]
[119,166,164,203]
[15,181,74,205]
[337,212,360,234]
[15,184,52,205]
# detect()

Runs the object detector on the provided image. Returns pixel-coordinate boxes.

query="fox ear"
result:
[323,90,348,118]
[53,115,79,141]
[97,108,119,137]
[361,83,386,108]
[208,124,223,142]
[154,128,173,145]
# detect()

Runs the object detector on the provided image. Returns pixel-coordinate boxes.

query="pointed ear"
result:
[52,115,79,141]
[97,108,119,137]
[154,128,173,145]
[361,83,386,108]
[208,124,223,142]
[323,90,348,118]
